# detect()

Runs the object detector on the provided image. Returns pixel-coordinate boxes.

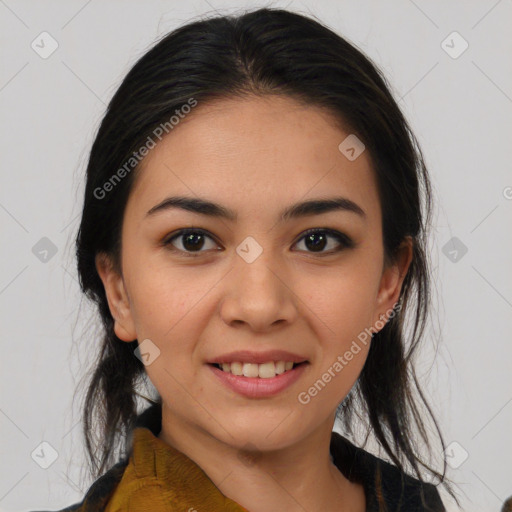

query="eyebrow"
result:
[146,195,366,222]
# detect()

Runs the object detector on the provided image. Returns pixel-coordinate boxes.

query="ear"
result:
[372,236,413,329]
[95,253,137,342]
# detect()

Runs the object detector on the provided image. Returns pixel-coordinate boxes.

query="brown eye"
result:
[163,227,354,258]
[293,229,354,254]
[164,229,220,256]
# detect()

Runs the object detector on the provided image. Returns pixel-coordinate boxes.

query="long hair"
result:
[74,6,459,507]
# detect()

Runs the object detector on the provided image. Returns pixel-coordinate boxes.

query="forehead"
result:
[125,95,381,225]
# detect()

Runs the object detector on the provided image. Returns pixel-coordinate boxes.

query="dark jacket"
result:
[32,402,446,511]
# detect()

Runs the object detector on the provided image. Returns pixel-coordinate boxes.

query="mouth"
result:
[209,361,308,379]
[208,359,309,398]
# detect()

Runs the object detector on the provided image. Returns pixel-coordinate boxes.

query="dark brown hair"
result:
[74,7,460,508]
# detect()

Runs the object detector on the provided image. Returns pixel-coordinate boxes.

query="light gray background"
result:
[1,1,511,511]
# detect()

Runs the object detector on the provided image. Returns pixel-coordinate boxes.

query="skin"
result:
[96,95,412,512]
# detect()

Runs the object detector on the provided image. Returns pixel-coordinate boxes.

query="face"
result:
[96,95,412,452]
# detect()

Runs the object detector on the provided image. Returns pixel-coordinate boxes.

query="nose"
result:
[219,249,298,333]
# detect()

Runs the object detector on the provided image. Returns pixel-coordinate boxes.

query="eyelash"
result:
[162,227,355,258]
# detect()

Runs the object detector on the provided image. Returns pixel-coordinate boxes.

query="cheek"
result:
[127,265,205,343]
[128,273,205,389]
[298,266,378,341]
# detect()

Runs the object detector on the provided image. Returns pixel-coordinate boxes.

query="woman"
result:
[43,7,460,512]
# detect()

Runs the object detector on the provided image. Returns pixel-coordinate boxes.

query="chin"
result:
[220,422,305,452]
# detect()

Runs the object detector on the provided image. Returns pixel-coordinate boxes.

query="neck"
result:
[158,405,360,512]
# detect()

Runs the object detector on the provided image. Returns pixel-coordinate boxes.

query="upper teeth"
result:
[219,361,295,378]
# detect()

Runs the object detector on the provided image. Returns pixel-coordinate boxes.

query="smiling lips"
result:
[215,360,296,379]
[208,350,308,378]
[207,348,309,398]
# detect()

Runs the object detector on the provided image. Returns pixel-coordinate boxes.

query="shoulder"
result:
[373,456,446,512]
[27,404,163,512]
[330,431,446,512]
